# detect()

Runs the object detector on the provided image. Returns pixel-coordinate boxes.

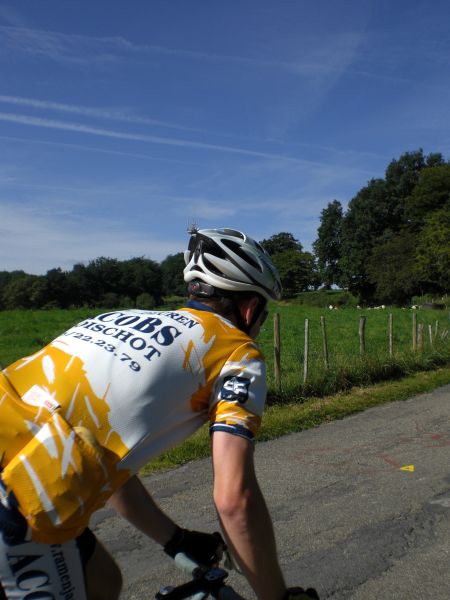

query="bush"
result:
[292,289,358,308]
[411,294,448,308]
[136,293,156,310]
[159,295,186,310]
[100,292,121,308]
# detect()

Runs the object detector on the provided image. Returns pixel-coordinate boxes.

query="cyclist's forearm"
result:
[215,479,286,600]
[212,432,287,600]
[108,475,178,546]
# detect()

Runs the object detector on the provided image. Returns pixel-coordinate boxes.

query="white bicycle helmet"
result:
[183,228,282,301]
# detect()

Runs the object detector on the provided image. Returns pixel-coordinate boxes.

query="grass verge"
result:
[142,365,450,474]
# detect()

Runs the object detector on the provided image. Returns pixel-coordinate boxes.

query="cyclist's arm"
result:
[211,431,286,600]
[108,475,178,546]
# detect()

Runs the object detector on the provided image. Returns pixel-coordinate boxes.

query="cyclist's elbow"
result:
[214,486,251,521]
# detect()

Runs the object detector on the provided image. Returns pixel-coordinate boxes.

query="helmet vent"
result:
[203,238,227,260]
[203,255,224,277]
[218,228,245,240]
[221,239,261,271]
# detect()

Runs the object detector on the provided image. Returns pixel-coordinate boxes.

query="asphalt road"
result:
[93,383,450,600]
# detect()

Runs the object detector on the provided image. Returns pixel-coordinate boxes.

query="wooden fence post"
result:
[303,318,309,383]
[359,316,366,356]
[389,313,393,358]
[412,311,417,351]
[417,323,424,351]
[428,324,433,347]
[320,316,329,369]
[273,313,281,391]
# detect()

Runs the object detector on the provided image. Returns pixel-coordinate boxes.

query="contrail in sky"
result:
[0,111,306,163]
[0,94,207,133]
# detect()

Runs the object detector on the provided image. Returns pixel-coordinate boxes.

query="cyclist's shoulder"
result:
[181,306,251,341]
[183,306,262,360]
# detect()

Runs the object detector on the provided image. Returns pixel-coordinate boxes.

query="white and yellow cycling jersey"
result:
[0,302,267,542]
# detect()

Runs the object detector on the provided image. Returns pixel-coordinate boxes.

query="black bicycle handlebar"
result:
[155,552,246,600]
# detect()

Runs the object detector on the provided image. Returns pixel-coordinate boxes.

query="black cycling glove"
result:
[164,526,225,567]
[284,586,320,600]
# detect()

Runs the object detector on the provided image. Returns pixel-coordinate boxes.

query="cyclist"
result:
[0,227,319,600]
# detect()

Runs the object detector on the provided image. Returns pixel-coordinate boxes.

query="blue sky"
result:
[1,0,449,274]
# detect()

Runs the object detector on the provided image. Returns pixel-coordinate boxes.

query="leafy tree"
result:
[99,292,122,309]
[0,270,27,308]
[85,257,122,303]
[64,257,163,308]
[29,277,50,308]
[45,268,71,308]
[406,164,450,227]
[136,292,157,309]
[415,207,450,291]
[66,263,90,307]
[270,251,312,297]
[260,232,303,256]
[366,229,419,304]
[337,150,450,302]
[160,253,186,297]
[260,232,318,297]
[119,257,163,305]
[2,274,38,309]
[383,149,445,230]
[120,295,135,308]
[385,149,444,198]
[385,149,427,200]
[0,270,27,287]
[313,200,343,288]
[341,151,443,298]
[339,178,389,299]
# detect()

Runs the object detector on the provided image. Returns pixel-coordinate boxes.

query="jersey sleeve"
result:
[208,342,266,442]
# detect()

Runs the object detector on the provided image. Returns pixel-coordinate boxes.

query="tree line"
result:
[1,149,448,309]
[314,149,450,304]
[0,236,317,309]
[0,256,185,310]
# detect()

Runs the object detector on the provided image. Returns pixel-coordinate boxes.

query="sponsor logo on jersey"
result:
[220,376,250,403]
[0,538,81,599]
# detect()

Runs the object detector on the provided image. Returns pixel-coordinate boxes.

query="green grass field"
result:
[1,304,449,399]
[259,303,450,400]
[1,305,449,472]
[0,308,95,367]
